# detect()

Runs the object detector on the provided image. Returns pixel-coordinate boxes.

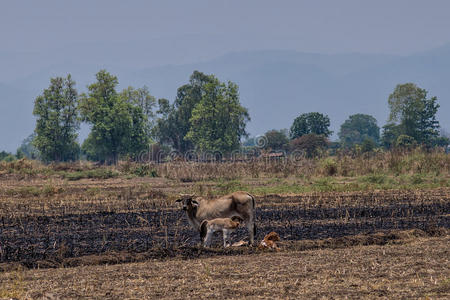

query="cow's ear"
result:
[175,198,183,203]
[191,199,199,206]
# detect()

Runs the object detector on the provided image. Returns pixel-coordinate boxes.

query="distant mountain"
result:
[1,46,449,152]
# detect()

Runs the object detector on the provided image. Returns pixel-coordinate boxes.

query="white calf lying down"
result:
[200,216,243,247]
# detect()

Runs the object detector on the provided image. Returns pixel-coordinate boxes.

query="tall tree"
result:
[185,77,250,153]
[33,75,80,162]
[338,114,380,147]
[383,83,440,147]
[290,112,332,139]
[120,86,156,137]
[154,71,215,152]
[79,70,149,164]
[153,98,174,146]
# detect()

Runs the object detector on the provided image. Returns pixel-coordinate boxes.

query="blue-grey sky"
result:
[2,0,450,58]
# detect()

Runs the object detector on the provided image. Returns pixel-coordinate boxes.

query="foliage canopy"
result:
[339,114,380,147]
[290,112,332,139]
[79,70,150,164]
[382,83,440,147]
[33,75,80,162]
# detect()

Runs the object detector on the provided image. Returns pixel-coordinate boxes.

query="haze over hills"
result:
[0,44,449,152]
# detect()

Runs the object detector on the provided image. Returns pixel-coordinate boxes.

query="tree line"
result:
[29,70,250,164]
[246,83,448,157]
[2,70,449,163]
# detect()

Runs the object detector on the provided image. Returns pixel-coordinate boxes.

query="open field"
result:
[1,235,449,299]
[0,157,449,298]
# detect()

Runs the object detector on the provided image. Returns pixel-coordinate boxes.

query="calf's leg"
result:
[204,229,214,247]
[223,230,231,247]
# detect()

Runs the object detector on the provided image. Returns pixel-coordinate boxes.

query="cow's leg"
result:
[246,218,255,245]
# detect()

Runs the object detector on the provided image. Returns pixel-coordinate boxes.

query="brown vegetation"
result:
[1,149,449,182]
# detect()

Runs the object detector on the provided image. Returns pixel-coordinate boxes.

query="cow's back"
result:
[196,191,254,222]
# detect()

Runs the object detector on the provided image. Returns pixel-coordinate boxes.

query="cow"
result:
[175,191,256,245]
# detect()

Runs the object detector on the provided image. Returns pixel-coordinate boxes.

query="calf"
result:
[200,216,243,247]
[258,232,280,251]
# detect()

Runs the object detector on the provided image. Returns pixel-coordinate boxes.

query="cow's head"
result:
[175,194,199,211]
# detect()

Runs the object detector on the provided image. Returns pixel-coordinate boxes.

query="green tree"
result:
[263,129,289,150]
[17,133,40,159]
[185,76,250,153]
[381,123,401,149]
[79,70,149,164]
[33,75,80,162]
[153,98,177,148]
[338,114,380,147]
[120,86,156,137]
[384,83,440,147]
[433,136,450,147]
[154,71,215,152]
[290,112,332,139]
[433,129,450,147]
[0,151,15,162]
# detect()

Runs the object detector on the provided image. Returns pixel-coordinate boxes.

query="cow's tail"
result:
[248,193,256,237]
[248,192,256,210]
[200,220,208,242]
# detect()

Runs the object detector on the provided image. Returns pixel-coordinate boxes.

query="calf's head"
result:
[231,216,244,225]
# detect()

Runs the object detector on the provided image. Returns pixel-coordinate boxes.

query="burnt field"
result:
[1,187,449,269]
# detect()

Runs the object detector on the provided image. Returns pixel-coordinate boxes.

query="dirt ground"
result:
[0,175,448,299]
[1,235,449,299]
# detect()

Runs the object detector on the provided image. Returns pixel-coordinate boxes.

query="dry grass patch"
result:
[1,235,448,299]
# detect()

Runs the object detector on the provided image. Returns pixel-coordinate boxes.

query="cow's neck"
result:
[187,207,200,230]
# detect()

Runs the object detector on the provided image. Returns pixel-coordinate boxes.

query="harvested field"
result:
[1,235,449,299]
[0,178,448,268]
[0,174,449,298]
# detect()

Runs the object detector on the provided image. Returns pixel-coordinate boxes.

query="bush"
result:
[360,138,376,153]
[0,158,37,173]
[63,169,119,181]
[321,157,338,176]
[410,174,424,184]
[133,164,158,177]
[290,134,328,158]
[396,135,416,149]
[360,174,388,184]
[118,162,158,177]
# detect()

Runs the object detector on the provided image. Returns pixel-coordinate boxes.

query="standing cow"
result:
[176,191,256,245]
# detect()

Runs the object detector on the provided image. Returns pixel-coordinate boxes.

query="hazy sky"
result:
[2,0,450,61]
[1,0,450,152]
